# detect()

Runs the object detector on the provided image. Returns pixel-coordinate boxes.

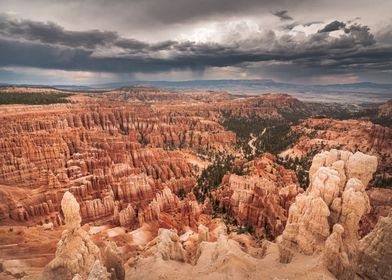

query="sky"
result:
[0,0,391,85]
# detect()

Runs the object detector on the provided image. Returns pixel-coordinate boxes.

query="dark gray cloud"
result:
[344,24,375,46]
[0,0,306,30]
[317,20,375,46]
[272,10,293,21]
[0,0,392,83]
[0,16,390,81]
[319,20,346,32]
[0,16,118,49]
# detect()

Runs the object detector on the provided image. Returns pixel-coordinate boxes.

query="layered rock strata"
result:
[0,103,232,228]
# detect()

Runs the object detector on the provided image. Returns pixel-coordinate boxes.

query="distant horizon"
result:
[2,78,392,88]
[2,78,391,105]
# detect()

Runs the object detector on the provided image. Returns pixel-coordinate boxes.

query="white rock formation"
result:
[157,228,187,262]
[42,222,54,230]
[324,224,354,280]
[42,192,105,280]
[347,151,378,187]
[61,191,82,230]
[278,149,377,272]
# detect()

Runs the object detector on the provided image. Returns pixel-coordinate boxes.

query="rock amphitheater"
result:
[0,90,391,280]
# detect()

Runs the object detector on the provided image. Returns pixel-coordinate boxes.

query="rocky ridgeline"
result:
[377,99,392,121]
[278,149,391,280]
[216,93,310,119]
[149,93,313,121]
[0,105,233,227]
[284,118,392,182]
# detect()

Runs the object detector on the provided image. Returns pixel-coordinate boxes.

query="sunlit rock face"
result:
[227,174,300,237]
[0,101,233,228]
[278,149,382,279]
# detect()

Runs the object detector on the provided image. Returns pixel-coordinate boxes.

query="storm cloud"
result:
[0,0,391,83]
[0,17,389,73]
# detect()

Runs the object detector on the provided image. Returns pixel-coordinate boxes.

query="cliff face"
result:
[215,93,310,119]
[0,104,233,228]
[377,99,392,121]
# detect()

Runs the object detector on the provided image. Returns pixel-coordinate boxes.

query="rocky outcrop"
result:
[228,175,293,237]
[278,149,377,276]
[357,211,392,280]
[214,154,302,238]
[61,191,81,230]
[125,221,286,280]
[157,228,187,262]
[118,204,137,228]
[42,192,104,280]
[324,224,354,280]
[377,99,392,124]
[216,93,310,119]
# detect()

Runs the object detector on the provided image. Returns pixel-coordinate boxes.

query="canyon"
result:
[0,86,391,279]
